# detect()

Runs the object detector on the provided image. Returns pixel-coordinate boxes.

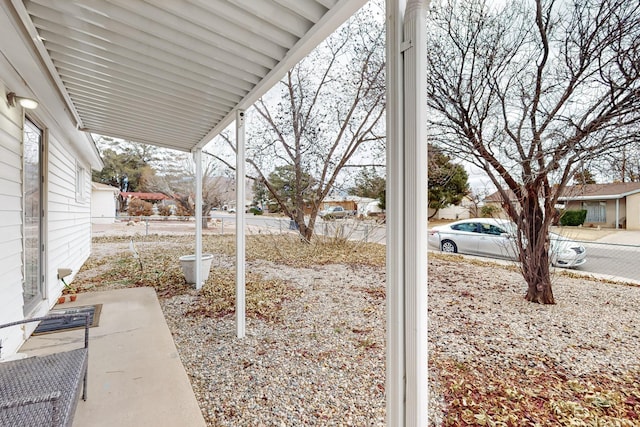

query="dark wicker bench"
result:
[0,314,89,427]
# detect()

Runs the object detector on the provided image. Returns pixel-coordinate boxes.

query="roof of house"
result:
[92,182,120,193]
[558,182,640,201]
[484,182,640,203]
[121,192,170,201]
[484,189,516,203]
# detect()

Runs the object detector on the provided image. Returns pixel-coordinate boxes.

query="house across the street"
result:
[484,182,640,230]
[558,182,640,230]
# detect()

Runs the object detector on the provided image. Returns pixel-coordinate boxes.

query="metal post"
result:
[194,148,203,290]
[236,110,246,338]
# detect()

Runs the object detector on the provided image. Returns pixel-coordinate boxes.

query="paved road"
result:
[575,242,640,282]
[223,214,640,283]
[103,214,639,283]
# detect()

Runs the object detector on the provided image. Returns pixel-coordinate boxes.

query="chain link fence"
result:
[572,240,640,283]
[91,214,387,244]
[92,216,639,284]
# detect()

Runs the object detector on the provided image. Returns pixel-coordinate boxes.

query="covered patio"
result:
[20,287,206,426]
[1,0,428,424]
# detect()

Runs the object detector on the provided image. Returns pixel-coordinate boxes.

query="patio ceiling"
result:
[9,0,367,152]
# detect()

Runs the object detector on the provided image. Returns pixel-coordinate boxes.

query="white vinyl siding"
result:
[46,134,92,301]
[0,83,27,354]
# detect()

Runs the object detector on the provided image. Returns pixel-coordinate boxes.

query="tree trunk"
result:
[522,253,555,304]
[519,195,555,304]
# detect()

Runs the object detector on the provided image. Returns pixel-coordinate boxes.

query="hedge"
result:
[559,209,587,226]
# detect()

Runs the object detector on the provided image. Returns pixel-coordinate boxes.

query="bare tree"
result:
[595,143,640,182]
[145,153,231,228]
[211,1,386,241]
[427,0,640,303]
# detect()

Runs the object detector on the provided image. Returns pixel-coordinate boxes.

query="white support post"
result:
[386,1,406,426]
[236,110,246,338]
[403,1,429,425]
[194,148,203,290]
[386,1,429,426]
[616,199,620,229]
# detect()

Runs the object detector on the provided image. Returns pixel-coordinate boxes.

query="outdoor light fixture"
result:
[6,92,38,109]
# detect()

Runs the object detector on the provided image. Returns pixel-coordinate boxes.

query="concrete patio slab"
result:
[20,287,206,427]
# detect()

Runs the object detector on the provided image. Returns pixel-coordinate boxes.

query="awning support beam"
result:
[236,109,246,338]
[386,0,429,425]
[194,148,203,290]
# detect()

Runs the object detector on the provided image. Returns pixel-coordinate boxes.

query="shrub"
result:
[174,204,191,217]
[157,205,172,217]
[480,204,500,218]
[560,209,587,226]
[249,207,263,215]
[127,198,153,216]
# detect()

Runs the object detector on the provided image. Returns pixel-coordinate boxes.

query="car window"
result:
[480,223,506,235]
[451,222,479,233]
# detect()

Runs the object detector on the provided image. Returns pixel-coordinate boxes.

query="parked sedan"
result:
[428,218,586,268]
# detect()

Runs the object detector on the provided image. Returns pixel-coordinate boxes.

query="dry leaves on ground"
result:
[75,233,640,426]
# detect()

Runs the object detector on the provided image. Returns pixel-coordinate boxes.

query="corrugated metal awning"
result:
[10,0,367,151]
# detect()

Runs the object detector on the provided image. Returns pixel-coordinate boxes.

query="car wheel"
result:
[441,240,457,253]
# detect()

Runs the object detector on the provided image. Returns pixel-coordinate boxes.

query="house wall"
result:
[0,9,101,354]
[566,199,627,228]
[92,188,117,224]
[609,198,627,228]
[0,82,95,355]
[47,133,93,303]
[428,205,470,220]
[627,193,640,230]
[0,80,29,354]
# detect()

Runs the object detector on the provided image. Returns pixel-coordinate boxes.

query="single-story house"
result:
[91,182,120,224]
[558,182,640,230]
[0,1,428,422]
[484,182,640,229]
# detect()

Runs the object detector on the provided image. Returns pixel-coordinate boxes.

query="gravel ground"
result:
[161,253,640,426]
[428,256,640,376]
[428,255,640,425]
[83,236,640,426]
[161,258,387,426]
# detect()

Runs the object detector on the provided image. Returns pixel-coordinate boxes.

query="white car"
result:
[428,218,586,268]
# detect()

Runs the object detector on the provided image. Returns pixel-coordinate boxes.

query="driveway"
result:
[553,226,640,245]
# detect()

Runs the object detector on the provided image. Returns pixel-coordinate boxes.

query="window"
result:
[480,223,506,235]
[583,201,606,223]
[76,163,86,202]
[451,222,479,233]
[23,119,43,312]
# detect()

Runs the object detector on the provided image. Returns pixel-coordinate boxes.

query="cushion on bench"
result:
[0,313,89,427]
[0,348,88,427]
